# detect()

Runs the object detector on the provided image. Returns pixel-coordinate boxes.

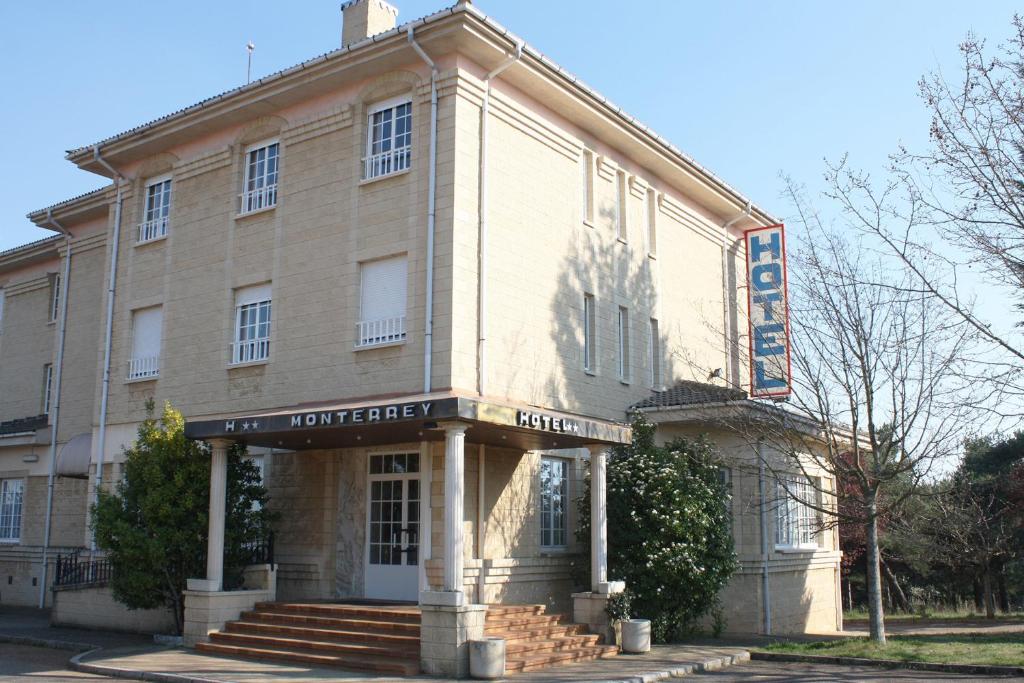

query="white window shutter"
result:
[360,257,407,322]
[236,283,272,307]
[132,307,163,359]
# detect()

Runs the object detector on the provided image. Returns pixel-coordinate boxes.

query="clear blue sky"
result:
[0,1,1018,250]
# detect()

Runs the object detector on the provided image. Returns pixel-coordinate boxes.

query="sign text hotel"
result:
[745,224,792,399]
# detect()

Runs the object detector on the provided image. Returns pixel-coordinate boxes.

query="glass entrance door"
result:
[364,452,420,601]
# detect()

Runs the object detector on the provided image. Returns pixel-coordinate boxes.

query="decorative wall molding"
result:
[175,148,233,183]
[281,106,353,146]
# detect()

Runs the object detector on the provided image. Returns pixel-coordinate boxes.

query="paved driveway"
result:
[688,659,1021,682]
[0,643,116,682]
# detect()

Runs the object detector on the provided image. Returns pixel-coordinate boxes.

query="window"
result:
[139,176,172,242]
[241,141,279,214]
[364,99,412,180]
[49,273,61,323]
[540,457,568,548]
[128,306,162,380]
[42,364,53,415]
[618,306,630,382]
[356,256,407,348]
[615,170,627,241]
[775,475,818,549]
[583,293,596,373]
[581,149,595,224]
[0,288,5,332]
[0,479,24,542]
[646,188,657,256]
[649,317,661,389]
[232,284,272,364]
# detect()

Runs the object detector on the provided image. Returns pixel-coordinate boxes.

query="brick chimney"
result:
[341,0,399,48]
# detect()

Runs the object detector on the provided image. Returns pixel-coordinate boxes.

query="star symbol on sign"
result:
[251,420,259,429]
[571,423,580,434]
[242,421,251,430]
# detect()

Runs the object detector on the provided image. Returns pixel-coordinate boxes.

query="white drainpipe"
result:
[477,41,523,396]
[757,437,772,635]
[721,202,751,386]
[407,26,438,394]
[38,210,72,608]
[90,147,125,552]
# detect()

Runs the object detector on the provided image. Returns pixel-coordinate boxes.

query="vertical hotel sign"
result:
[745,224,792,398]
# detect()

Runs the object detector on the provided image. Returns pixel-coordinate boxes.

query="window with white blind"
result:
[364,99,412,180]
[581,149,595,224]
[42,364,53,415]
[649,317,661,389]
[615,170,627,241]
[241,141,279,214]
[49,273,61,323]
[357,256,407,348]
[646,188,657,256]
[0,478,24,542]
[128,306,162,380]
[583,293,596,373]
[139,176,172,242]
[540,457,569,548]
[618,306,630,382]
[775,475,819,550]
[232,284,272,364]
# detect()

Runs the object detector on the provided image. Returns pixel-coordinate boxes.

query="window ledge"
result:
[135,235,168,248]
[228,359,270,369]
[619,378,631,386]
[540,548,571,557]
[125,375,159,385]
[774,545,819,554]
[582,219,595,229]
[236,205,277,220]
[360,168,411,186]
[354,339,407,351]
[0,539,20,545]
[584,369,598,377]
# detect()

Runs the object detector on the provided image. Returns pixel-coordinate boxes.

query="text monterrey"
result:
[745,224,792,398]
[224,402,434,432]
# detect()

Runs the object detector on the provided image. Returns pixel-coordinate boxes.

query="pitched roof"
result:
[631,380,747,410]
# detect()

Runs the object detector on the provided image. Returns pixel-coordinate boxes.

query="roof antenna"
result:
[246,41,255,84]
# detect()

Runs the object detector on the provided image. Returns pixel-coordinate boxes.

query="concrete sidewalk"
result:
[0,605,151,651]
[73,644,751,683]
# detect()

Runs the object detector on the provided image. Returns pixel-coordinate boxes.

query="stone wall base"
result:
[573,591,617,644]
[420,601,487,678]
[183,587,270,647]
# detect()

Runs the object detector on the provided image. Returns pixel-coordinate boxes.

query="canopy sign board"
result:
[745,223,792,398]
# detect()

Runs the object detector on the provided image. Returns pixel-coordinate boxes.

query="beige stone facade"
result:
[0,0,839,652]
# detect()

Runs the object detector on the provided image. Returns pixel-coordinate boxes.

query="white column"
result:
[206,439,231,591]
[443,424,467,594]
[590,447,608,592]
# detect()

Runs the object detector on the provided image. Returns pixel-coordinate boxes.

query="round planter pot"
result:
[620,618,651,653]
[469,637,506,679]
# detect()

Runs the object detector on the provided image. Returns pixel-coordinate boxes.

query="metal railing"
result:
[232,338,271,364]
[54,551,112,589]
[362,146,411,180]
[138,216,169,243]
[240,184,277,214]
[243,532,275,567]
[127,356,159,380]
[355,316,406,348]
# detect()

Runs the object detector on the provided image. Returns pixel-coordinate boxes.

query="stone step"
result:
[505,644,619,673]
[196,641,420,676]
[486,623,590,640]
[254,602,420,623]
[209,631,418,658]
[484,613,568,630]
[484,604,546,617]
[504,634,602,656]
[225,620,420,647]
[240,610,420,635]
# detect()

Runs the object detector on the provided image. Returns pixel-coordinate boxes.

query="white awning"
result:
[57,433,91,478]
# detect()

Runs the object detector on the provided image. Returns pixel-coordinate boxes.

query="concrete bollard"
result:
[469,637,506,679]
[620,618,651,653]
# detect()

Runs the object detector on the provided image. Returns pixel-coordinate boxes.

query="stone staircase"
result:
[486,605,619,673]
[195,601,617,676]
[195,602,421,675]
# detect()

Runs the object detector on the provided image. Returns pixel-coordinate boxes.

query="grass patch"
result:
[844,608,1024,621]
[762,634,1024,667]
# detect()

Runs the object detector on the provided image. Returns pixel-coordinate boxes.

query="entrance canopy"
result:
[184,392,631,452]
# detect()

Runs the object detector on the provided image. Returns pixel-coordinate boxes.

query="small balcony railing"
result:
[54,551,112,589]
[127,356,159,380]
[363,146,411,181]
[355,316,406,349]
[240,184,277,214]
[138,216,169,243]
[232,338,271,364]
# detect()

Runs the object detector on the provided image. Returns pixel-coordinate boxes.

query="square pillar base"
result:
[183,585,272,647]
[573,590,623,644]
[419,603,487,678]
